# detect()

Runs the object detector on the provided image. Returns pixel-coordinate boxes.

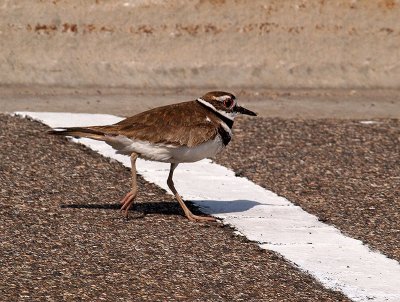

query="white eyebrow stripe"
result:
[215,95,231,101]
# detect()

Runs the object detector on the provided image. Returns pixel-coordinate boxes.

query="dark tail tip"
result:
[47,128,68,135]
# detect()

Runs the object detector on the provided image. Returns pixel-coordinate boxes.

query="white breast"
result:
[105,135,225,163]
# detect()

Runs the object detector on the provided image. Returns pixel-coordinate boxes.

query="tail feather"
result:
[48,127,110,141]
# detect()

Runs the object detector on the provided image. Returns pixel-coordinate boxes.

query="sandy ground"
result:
[1,1,400,89]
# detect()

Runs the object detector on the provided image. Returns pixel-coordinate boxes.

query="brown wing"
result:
[92,101,219,147]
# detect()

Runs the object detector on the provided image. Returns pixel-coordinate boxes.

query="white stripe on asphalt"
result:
[17,112,400,302]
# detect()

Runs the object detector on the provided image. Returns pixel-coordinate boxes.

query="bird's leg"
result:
[120,153,138,218]
[167,163,216,222]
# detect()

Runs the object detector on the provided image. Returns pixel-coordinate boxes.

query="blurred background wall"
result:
[0,0,399,89]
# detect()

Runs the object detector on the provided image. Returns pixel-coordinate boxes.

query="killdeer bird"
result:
[49,91,256,222]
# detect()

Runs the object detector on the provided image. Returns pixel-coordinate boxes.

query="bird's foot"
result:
[120,190,137,218]
[186,212,218,223]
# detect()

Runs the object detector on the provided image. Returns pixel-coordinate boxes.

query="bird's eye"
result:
[224,99,233,109]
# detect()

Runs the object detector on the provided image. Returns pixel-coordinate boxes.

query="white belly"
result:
[106,135,225,163]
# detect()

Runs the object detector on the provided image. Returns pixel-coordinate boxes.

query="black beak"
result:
[235,105,257,116]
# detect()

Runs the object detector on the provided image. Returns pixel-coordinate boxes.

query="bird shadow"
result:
[194,199,262,214]
[60,201,183,216]
[60,199,262,216]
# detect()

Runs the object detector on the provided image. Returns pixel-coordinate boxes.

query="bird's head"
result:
[197,91,257,119]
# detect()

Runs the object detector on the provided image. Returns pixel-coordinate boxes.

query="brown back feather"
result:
[90,101,220,147]
[49,101,221,148]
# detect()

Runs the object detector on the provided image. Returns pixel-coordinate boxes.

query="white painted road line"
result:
[18,112,400,302]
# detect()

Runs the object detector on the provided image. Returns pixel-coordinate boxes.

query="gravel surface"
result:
[216,117,400,262]
[0,114,349,301]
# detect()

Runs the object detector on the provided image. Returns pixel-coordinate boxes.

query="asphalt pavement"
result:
[1,93,399,301]
[0,114,350,301]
